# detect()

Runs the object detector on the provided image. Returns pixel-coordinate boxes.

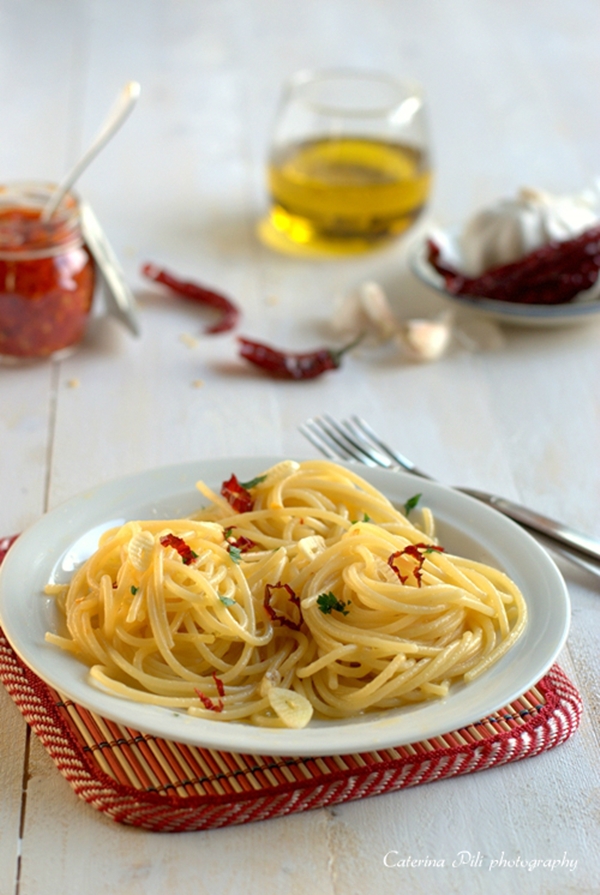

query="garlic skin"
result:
[332,281,398,343]
[459,186,600,277]
[333,281,453,362]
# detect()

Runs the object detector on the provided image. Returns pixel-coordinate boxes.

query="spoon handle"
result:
[41,81,140,221]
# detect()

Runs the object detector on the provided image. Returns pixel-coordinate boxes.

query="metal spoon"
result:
[41,81,141,221]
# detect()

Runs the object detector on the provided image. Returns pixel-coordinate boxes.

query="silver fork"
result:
[300,414,600,578]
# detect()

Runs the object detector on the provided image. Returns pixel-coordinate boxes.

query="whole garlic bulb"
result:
[459,186,600,277]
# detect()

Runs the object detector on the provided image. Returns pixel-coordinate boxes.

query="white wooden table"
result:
[1,2,599,893]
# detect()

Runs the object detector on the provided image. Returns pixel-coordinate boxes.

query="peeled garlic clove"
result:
[267,687,314,729]
[398,313,453,362]
[127,530,155,572]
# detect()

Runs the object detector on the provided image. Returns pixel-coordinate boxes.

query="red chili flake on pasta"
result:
[388,543,445,587]
[194,689,224,713]
[264,581,303,630]
[212,671,226,698]
[225,531,256,553]
[159,533,198,565]
[221,474,254,513]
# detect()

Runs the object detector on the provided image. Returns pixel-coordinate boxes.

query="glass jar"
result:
[0,183,96,361]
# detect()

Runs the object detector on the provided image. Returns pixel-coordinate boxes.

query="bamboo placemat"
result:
[0,534,582,832]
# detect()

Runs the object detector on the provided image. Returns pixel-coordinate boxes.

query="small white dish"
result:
[0,457,570,756]
[410,238,600,328]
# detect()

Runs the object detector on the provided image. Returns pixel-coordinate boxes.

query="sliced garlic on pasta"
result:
[268,687,314,729]
[297,535,327,562]
[264,460,300,484]
[127,530,155,572]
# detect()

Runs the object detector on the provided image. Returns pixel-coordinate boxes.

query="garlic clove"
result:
[297,534,327,561]
[332,281,399,344]
[331,290,364,336]
[263,460,300,484]
[267,687,314,728]
[357,281,399,340]
[398,313,453,362]
[127,530,155,572]
[259,668,282,697]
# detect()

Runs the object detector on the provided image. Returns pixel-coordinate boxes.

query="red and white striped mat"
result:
[0,535,582,833]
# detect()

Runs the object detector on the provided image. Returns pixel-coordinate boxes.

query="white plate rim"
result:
[0,456,570,756]
[410,238,600,326]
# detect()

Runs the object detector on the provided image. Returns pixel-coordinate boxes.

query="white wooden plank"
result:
[0,690,28,895]
[0,4,88,893]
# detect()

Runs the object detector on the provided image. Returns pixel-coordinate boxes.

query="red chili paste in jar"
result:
[0,185,95,360]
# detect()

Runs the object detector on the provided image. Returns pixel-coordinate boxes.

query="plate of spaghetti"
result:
[0,458,569,756]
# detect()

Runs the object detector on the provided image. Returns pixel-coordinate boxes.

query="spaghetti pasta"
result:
[45,460,527,728]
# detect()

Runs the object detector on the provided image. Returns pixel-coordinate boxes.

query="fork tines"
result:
[300,415,394,470]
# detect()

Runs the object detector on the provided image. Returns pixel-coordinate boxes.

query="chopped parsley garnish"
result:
[223,527,234,540]
[351,512,372,525]
[228,545,242,564]
[219,595,236,606]
[130,586,138,595]
[403,493,422,516]
[239,474,267,490]
[317,591,351,616]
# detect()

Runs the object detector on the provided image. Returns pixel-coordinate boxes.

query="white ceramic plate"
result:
[410,239,600,327]
[0,457,570,756]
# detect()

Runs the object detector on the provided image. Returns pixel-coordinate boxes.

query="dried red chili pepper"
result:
[428,225,600,305]
[264,581,303,630]
[160,533,198,565]
[212,671,226,698]
[221,475,254,513]
[237,333,362,380]
[141,262,240,333]
[194,688,224,713]
[388,543,445,587]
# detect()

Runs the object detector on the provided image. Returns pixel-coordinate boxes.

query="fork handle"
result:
[460,488,600,565]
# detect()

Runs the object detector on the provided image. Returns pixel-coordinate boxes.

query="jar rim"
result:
[0,181,83,260]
